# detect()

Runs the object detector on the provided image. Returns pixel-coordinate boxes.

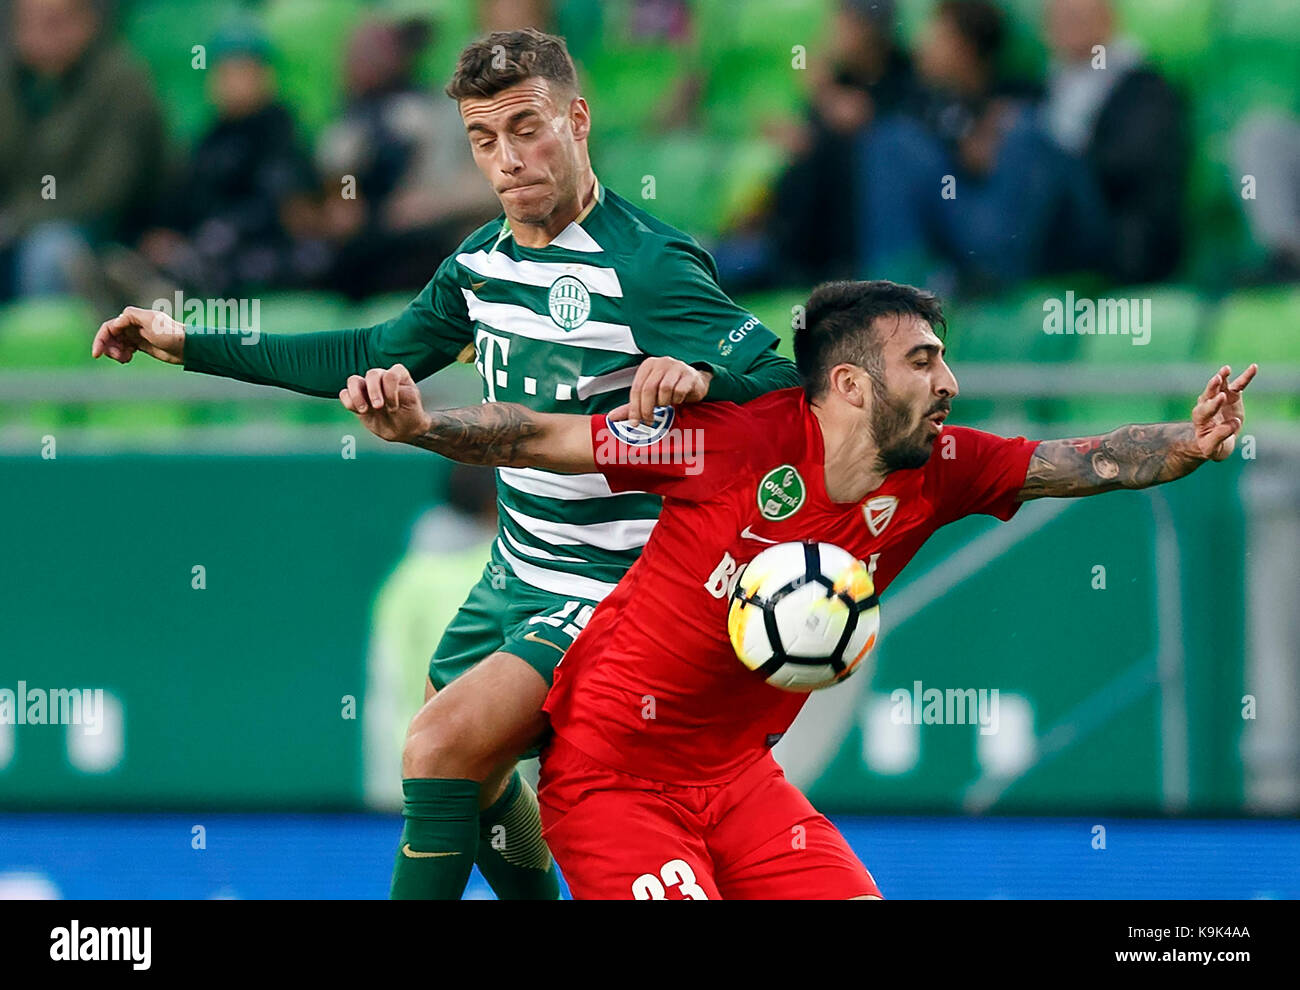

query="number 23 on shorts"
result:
[630,859,710,900]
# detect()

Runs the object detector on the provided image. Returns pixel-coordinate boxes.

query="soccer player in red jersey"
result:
[343,280,1257,899]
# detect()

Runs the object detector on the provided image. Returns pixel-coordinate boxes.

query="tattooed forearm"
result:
[1019,423,1203,500]
[409,403,544,466]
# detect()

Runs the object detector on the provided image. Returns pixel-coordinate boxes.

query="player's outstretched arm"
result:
[340,363,596,473]
[92,302,464,398]
[1018,364,1257,501]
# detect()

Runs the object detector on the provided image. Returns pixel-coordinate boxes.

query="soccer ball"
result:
[727,541,880,692]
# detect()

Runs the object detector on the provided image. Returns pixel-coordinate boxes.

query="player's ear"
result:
[828,364,868,409]
[567,95,591,142]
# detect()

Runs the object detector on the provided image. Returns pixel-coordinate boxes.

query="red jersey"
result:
[543,387,1039,785]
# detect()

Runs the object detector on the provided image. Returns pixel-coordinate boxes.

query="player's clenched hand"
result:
[90,306,186,365]
[339,363,430,443]
[611,356,713,425]
[1191,363,1257,461]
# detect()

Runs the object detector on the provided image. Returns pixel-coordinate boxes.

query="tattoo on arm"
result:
[1019,423,1202,500]
[410,404,542,466]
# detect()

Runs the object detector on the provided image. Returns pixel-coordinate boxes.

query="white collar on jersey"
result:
[492,177,603,255]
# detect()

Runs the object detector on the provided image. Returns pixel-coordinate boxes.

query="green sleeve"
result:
[623,239,789,402]
[183,255,473,398]
[698,343,801,402]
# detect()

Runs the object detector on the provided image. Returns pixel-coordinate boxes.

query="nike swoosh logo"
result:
[740,526,778,544]
[402,844,462,859]
[523,631,568,655]
[469,279,487,290]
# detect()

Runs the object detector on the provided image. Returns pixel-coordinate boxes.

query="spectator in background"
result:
[130,21,324,299]
[714,0,917,291]
[315,18,498,299]
[482,0,604,61]
[364,464,499,812]
[1040,0,1189,285]
[0,0,163,301]
[856,0,1105,294]
[1232,109,1300,281]
[481,0,555,33]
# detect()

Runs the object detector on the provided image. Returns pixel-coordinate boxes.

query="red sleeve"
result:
[590,402,753,502]
[928,426,1041,523]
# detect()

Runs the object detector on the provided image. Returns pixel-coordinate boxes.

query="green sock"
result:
[389,778,480,900]
[475,771,560,900]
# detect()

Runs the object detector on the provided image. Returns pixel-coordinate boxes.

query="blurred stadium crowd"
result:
[2,0,1299,310]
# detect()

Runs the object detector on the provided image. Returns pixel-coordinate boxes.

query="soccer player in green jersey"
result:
[91,28,800,900]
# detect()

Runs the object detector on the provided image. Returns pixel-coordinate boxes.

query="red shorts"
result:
[538,734,882,900]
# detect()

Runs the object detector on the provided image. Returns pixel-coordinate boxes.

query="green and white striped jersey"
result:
[415,183,784,599]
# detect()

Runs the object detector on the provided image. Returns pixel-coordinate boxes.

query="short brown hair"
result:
[444,28,579,101]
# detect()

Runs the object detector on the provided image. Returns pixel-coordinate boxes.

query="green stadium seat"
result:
[703,46,809,138]
[942,297,1030,426]
[352,292,424,331]
[581,46,682,137]
[410,0,477,90]
[0,296,98,369]
[1220,0,1300,43]
[948,286,1086,364]
[554,0,606,62]
[14,400,74,434]
[1198,286,1300,422]
[691,0,831,133]
[694,0,834,52]
[945,287,1088,427]
[737,288,810,358]
[262,0,367,140]
[1181,37,1300,281]
[1073,286,1205,362]
[1057,286,1207,428]
[1196,42,1300,130]
[0,296,192,435]
[255,292,351,335]
[594,133,729,237]
[1200,286,1300,364]
[1113,0,1215,82]
[81,402,190,434]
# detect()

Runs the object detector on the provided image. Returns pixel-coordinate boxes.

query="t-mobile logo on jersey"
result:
[475,327,510,401]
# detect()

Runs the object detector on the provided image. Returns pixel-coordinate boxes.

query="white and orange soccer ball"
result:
[727,541,880,692]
